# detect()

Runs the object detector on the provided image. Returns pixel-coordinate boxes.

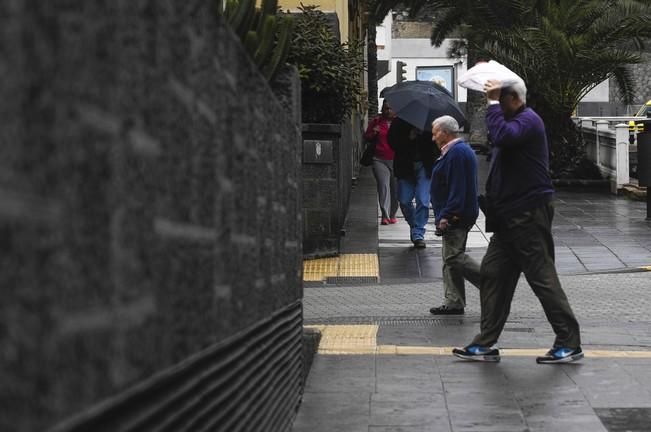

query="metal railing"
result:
[577,118,632,192]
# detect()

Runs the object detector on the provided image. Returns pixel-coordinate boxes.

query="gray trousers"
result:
[372,158,398,219]
[472,202,581,349]
[442,227,481,307]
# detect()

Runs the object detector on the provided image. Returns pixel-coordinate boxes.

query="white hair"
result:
[508,80,527,103]
[432,115,460,134]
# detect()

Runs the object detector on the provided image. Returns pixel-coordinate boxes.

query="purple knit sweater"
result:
[485,104,554,217]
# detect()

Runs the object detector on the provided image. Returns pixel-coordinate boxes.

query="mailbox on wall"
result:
[303,139,334,164]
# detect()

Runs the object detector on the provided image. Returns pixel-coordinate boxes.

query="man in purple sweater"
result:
[452,79,583,364]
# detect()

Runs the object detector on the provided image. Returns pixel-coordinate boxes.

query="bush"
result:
[286,5,365,124]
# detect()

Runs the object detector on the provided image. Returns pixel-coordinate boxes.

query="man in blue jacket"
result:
[452,79,583,364]
[429,116,481,315]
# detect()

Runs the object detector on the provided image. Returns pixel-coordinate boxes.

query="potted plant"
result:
[286,4,366,257]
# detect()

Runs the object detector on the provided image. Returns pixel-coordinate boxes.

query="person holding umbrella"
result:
[388,117,437,248]
[382,80,465,248]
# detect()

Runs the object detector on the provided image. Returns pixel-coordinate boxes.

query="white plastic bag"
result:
[458,60,524,92]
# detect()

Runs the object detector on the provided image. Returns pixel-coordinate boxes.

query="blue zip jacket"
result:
[485,105,554,217]
[430,140,479,228]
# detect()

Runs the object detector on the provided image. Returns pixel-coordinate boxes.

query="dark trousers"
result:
[472,202,581,349]
[442,227,480,308]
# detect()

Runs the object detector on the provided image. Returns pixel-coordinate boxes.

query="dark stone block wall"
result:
[301,121,357,258]
[0,1,302,431]
[609,51,651,113]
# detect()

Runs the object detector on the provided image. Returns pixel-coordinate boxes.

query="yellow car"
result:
[629,100,651,133]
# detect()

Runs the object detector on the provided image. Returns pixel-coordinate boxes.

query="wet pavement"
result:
[293,156,651,432]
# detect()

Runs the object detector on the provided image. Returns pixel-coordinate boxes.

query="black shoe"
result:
[536,346,584,364]
[452,344,500,362]
[430,305,464,315]
[413,239,426,248]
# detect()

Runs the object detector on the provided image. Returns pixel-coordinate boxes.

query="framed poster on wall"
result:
[416,66,455,98]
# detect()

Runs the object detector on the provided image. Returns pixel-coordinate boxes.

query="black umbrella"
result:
[382,80,466,131]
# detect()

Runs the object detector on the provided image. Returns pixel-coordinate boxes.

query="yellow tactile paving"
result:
[338,254,379,277]
[640,265,651,271]
[302,254,379,281]
[306,325,651,358]
[305,324,378,353]
[302,257,338,281]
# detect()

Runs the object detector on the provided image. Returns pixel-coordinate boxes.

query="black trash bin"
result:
[636,117,651,219]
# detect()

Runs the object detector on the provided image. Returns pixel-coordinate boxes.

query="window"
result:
[416,66,455,98]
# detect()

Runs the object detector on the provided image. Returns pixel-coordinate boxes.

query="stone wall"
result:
[581,52,651,116]
[611,52,651,105]
[300,109,363,257]
[0,1,302,431]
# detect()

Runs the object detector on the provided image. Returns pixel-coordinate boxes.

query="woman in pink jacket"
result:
[364,101,399,225]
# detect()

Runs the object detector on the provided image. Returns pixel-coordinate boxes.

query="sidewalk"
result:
[294,159,651,432]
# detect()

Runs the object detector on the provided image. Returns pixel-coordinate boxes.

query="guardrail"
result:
[574,116,639,127]
[577,118,632,193]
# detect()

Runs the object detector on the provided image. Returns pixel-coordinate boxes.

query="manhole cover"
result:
[379,318,464,327]
[304,317,465,326]
[324,276,379,285]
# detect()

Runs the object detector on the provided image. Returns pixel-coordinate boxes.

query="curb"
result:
[620,183,647,201]
[577,266,651,275]
[552,178,610,188]
[302,327,322,386]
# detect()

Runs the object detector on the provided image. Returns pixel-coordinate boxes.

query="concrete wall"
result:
[0,2,302,431]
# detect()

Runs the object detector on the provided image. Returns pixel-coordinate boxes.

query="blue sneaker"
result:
[536,346,584,364]
[452,344,500,362]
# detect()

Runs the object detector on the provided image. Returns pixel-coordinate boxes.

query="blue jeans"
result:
[397,163,430,241]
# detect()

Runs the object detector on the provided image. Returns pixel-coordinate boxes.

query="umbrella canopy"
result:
[458,60,524,93]
[382,80,466,131]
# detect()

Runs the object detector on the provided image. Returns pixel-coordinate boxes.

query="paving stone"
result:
[370,396,448,426]
[369,425,452,432]
[291,391,370,429]
[595,407,651,432]
[526,415,608,432]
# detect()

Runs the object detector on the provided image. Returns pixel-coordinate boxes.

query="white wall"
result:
[376,13,392,61]
[581,80,609,102]
[392,38,452,58]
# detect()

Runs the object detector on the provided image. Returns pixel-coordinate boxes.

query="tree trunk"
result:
[534,104,600,179]
[367,22,379,117]
[546,112,585,178]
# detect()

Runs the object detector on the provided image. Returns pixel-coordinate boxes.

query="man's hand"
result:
[485,79,502,102]
[373,125,380,134]
[438,218,449,231]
